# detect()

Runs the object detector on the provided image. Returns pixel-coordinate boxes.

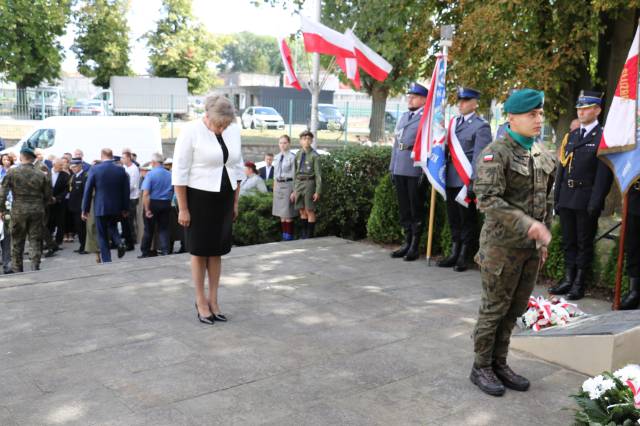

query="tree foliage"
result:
[217,32,283,75]
[145,0,221,94]
[72,0,132,88]
[0,0,72,88]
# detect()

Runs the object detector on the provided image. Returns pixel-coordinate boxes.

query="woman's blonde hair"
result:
[205,95,236,127]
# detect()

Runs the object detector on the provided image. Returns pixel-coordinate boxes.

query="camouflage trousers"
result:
[473,245,540,367]
[11,211,44,272]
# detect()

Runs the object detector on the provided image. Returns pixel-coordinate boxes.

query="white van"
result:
[5,116,162,163]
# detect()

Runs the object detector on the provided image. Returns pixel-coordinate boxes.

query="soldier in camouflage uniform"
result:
[470,89,555,397]
[33,153,57,257]
[0,145,52,272]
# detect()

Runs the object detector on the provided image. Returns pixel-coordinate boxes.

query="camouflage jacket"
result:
[0,163,51,215]
[474,135,556,249]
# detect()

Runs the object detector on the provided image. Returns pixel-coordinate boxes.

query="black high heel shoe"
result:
[195,302,215,325]
[209,304,227,322]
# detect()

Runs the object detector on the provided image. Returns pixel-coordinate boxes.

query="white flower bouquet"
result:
[573,364,640,425]
[519,295,584,331]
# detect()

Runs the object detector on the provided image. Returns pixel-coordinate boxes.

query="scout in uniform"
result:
[0,145,52,272]
[438,87,493,271]
[620,180,640,310]
[471,89,555,396]
[292,130,322,239]
[389,82,428,261]
[548,91,613,300]
[272,135,298,240]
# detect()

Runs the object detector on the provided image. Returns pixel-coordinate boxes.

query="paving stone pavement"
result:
[0,237,612,425]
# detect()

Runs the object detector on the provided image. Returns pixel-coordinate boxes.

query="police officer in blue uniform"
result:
[389,82,428,261]
[620,181,640,310]
[549,90,613,300]
[438,87,493,271]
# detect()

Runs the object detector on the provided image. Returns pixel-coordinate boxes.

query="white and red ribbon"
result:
[626,380,640,409]
[447,117,474,207]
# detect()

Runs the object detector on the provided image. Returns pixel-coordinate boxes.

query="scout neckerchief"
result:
[506,127,534,151]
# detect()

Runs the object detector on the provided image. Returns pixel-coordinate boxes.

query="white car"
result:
[241,106,285,130]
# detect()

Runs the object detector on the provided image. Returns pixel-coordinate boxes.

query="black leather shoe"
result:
[470,365,505,396]
[195,303,214,325]
[126,245,135,252]
[117,244,126,259]
[77,250,88,255]
[548,266,576,295]
[403,228,421,261]
[137,254,150,259]
[391,229,412,258]
[620,277,640,310]
[567,269,587,300]
[438,242,460,268]
[453,244,469,272]
[4,269,14,274]
[492,361,530,391]
[44,249,56,258]
[208,304,227,321]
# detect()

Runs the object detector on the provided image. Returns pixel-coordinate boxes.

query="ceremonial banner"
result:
[336,56,361,89]
[300,16,355,58]
[278,38,302,90]
[598,26,640,193]
[412,54,447,197]
[345,29,392,81]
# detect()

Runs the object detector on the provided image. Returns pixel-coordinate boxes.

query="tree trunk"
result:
[369,83,389,143]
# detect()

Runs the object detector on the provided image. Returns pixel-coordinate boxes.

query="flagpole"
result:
[426,26,453,265]
[613,192,629,310]
[309,0,322,147]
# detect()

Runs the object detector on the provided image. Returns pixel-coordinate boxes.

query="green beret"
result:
[20,143,36,158]
[504,89,544,114]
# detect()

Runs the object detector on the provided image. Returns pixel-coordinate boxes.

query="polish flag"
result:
[345,29,392,81]
[336,57,361,89]
[278,37,302,90]
[300,16,355,59]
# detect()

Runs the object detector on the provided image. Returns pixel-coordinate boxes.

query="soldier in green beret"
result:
[0,144,52,272]
[470,89,556,396]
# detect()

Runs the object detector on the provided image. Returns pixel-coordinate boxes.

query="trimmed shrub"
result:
[600,241,630,294]
[233,192,281,246]
[541,220,565,282]
[366,174,403,244]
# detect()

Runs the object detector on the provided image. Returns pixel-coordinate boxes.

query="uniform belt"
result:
[276,178,293,182]
[566,179,592,188]
[398,142,414,151]
[297,175,315,181]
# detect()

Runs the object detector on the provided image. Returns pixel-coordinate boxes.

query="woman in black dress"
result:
[172,95,244,324]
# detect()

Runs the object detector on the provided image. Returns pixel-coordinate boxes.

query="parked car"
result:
[28,87,66,119]
[311,104,346,131]
[241,106,285,129]
[384,109,404,132]
[68,100,107,116]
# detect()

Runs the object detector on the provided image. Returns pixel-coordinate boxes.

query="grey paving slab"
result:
[0,237,612,425]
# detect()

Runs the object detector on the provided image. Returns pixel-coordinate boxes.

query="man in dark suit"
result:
[258,153,274,192]
[81,148,130,263]
[620,180,640,310]
[549,90,613,300]
[67,158,88,254]
[438,87,493,272]
[48,158,70,247]
[389,82,428,261]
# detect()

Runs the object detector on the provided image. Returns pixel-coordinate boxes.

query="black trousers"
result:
[141,200,171,255]
[393,175,425,231]
[626,213,640,277]
[121,198,138,247]
[71,210,86,251]
[559,208,599,269]
[445,186,477,245]
[47,202,65,245]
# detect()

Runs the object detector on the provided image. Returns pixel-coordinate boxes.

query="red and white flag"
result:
[336,57,361,89]
[278,37,302,91]
[598,26,640,193]
[301,16,355,59]
[447,117,474,206]
[345,29,392,81]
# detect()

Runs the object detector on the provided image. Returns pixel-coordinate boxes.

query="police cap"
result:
[407,82,428,97]
[576,90,603,109]
[457,87,481,100]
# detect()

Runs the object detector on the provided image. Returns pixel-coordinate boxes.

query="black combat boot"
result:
[307,222,316,239]
[620,277,640,310]
[492,359,530,391]
[391,227,412,258]
[567,269,587,300]
[470,364,505,396]
[453,244,469,272]
[403,225,421,261]
[300,219,308,239]
[437,242,460,268]
[548,266,576,295]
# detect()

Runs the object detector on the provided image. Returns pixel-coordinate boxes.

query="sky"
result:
[62,0,312,74]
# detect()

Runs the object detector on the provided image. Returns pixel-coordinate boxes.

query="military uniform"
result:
[439,87,493,271]
[294,145,322,239]
[67,164,88,253]
[549,91,613,300]
[0,151,52,272]
[621,181,640,309]
[33,159,56,255]
[389,82,428,261]
[470,89,554,397]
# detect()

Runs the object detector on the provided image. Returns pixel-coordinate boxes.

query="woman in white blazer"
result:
[172,95,244,325]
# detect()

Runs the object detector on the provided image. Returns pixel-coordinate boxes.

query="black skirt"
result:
[185,182,234,257]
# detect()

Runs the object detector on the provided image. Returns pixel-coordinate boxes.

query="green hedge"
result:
[233,192,281,246]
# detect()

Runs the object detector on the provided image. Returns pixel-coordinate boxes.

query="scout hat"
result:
[407,82,428,97]
[503,89,544,114]
[457,87,481,100]
[576,90,603,108]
